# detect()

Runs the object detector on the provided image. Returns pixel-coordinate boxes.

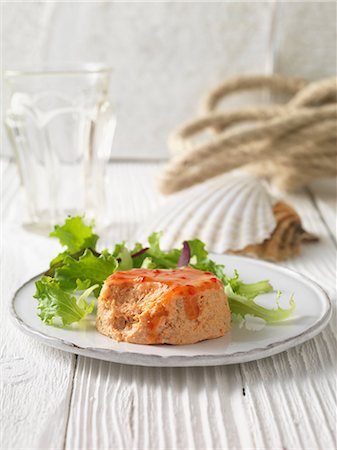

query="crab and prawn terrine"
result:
[96,267,231,345]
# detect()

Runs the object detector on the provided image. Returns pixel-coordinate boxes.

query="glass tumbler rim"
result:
[4,62,112,78]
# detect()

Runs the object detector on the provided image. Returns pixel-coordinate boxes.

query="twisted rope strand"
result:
[159,74,337,194]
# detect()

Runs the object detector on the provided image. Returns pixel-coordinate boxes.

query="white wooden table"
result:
[1,159,336,450]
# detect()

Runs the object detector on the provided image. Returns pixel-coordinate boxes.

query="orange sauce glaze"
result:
[107,267,222,287]
[107,267,223,328]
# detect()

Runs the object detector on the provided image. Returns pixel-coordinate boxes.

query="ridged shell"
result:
[138,171,277,253]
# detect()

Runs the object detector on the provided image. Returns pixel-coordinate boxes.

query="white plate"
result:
[10,255,331,367]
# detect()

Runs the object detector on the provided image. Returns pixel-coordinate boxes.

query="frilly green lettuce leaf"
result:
[34,277,96,326]
[225,284,296,322]
[49,216,99,253]
[48,216,99,268]
[54,249,118,297]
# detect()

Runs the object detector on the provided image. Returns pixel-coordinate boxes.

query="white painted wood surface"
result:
[2,2,336,158]
[1,160,336,450]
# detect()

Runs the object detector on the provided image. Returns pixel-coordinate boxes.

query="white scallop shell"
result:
[138,171,277,253]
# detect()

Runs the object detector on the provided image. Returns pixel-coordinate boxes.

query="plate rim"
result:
[9,255,333,367]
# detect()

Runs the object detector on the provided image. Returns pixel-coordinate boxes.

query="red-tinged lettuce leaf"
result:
[177,241,191,267]
[131,247,149,258]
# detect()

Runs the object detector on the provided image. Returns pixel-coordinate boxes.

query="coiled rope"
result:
[159,74,337,194]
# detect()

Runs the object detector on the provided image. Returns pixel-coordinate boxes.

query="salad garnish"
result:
[34,217,296,327]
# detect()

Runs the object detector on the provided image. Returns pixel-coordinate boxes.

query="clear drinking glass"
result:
[5,63,115,232]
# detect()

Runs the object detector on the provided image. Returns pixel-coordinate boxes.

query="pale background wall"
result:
[2,1,336,159]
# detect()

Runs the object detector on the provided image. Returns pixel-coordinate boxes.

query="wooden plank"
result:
[1,221,76,448]
[308,178,337,242]
[65,360,249,450]
[0,160,76,450]
[42,2,273,159]
[0,158,21,223]
[272,2,336,80]
[240,189,336,450]
[283,189,336,300]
